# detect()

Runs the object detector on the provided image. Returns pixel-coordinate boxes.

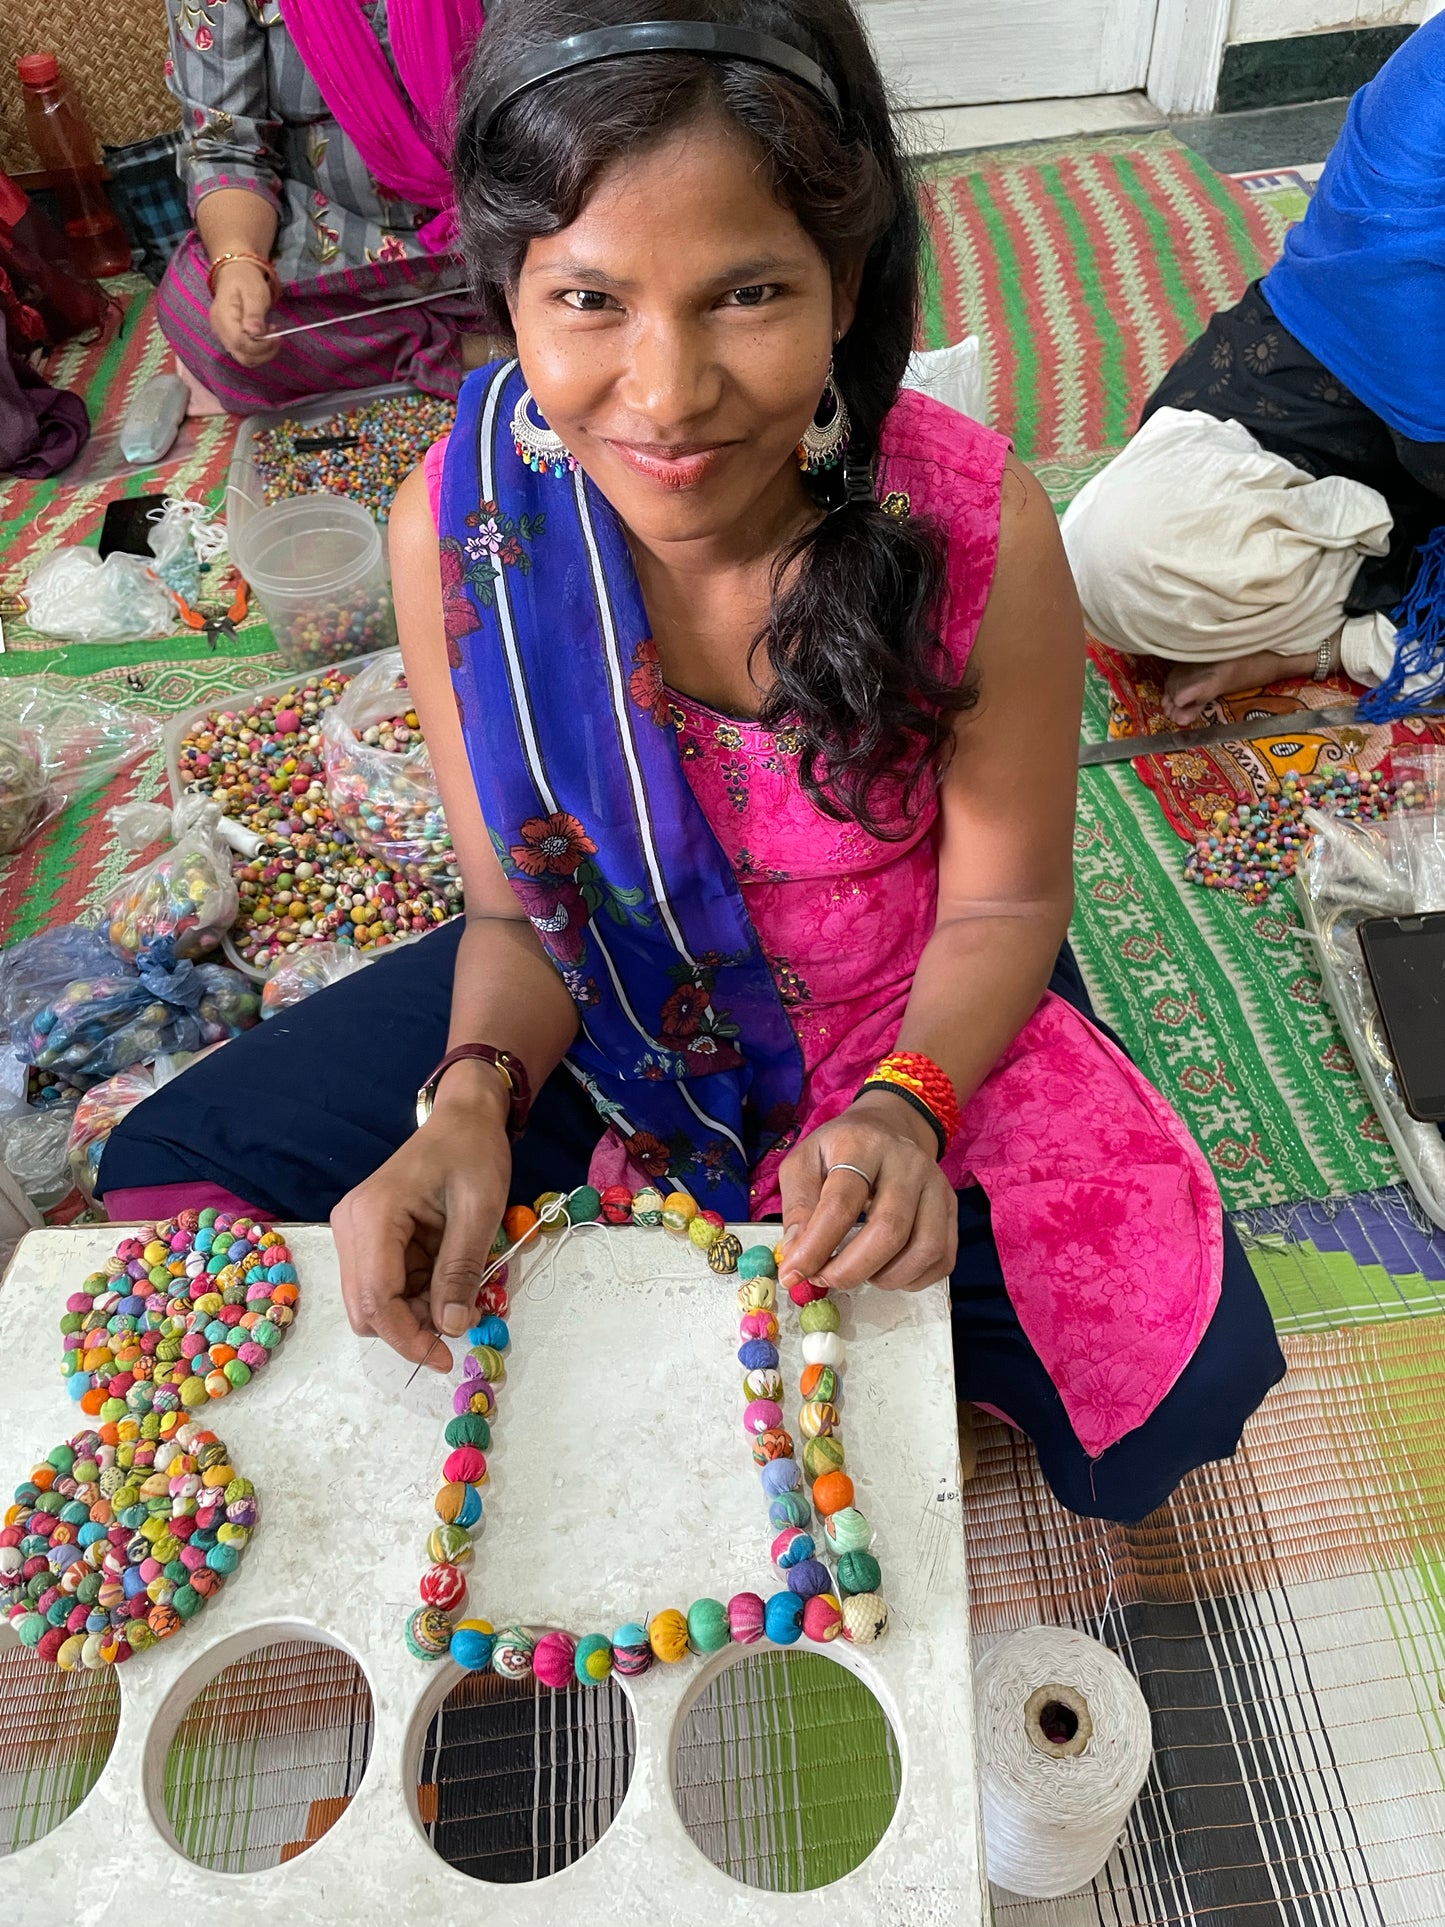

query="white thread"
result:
[975,1625,1152,1899]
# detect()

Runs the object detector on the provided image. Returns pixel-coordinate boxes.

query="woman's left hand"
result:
[777,1090,958,1293]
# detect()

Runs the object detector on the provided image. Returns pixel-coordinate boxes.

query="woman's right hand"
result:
[209,258,279,367]
[332,1072,512,1367]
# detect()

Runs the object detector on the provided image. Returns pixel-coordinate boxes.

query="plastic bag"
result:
[1387,747,1445,912]
[0,680,162,855]
[261,939,370,1017]
[322,649,449,863]
[23,545,176,642]
[7,923,260,1084]
[101,796,239,965]
[66,1066,156,1200]
[0,924,116,1047]
[0,1103,75,1207]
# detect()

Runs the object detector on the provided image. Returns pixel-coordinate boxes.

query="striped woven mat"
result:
[968,1310,1445,1924]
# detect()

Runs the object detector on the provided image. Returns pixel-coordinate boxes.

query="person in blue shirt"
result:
[1063,18,1445,723]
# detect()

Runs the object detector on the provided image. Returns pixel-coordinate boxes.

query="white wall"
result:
[1229,0,1421,45]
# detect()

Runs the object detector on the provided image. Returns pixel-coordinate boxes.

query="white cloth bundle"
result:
[975,1624,1153,1899]
[1061,406,1399,683]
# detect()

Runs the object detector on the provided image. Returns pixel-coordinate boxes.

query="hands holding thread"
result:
[778,1089,958,1294]
[333,1066,510,1367]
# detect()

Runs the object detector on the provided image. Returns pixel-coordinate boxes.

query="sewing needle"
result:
[263,285,469,341]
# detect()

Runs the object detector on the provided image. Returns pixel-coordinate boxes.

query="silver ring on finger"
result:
[827,1161,876,1187]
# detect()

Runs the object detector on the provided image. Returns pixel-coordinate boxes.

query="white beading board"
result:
[0,1223,982,1927]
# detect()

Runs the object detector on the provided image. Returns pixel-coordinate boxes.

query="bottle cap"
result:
[17,53,60,87]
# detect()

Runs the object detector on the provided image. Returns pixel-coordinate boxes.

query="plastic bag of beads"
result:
[0,680,161,856]
[0,924,117,1050]
[322,648,449,862]
[65,1066,157,1200]
[261,939,370,1016]
[23,545,177,642]
[101,799,240,966]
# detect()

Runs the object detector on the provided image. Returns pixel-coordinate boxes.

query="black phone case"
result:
[1358,912,1445,1123]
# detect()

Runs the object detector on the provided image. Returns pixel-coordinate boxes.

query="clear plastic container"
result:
[231,494,397,673]
[226,381,415,546]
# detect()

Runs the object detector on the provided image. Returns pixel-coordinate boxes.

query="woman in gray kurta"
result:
[158,0,480,413]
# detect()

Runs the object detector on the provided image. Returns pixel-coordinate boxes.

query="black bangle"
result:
[856,1080,947,1160]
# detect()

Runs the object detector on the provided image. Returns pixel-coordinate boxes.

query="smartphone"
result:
[98,493,166,560]
[1357,912,1445,1121]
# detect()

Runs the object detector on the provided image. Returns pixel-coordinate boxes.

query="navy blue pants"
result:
[101,920,1285,1523]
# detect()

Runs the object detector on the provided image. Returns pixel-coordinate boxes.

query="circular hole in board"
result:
[414,1665,636,1883]
[672,1649,901,1892]
[156,1634,374,1872]
[0,1641,120,1855]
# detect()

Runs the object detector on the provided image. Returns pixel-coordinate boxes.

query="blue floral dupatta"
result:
[439,360,804,1215]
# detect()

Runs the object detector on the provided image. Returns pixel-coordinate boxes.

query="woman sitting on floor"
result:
[159,0,485,414]
[1062,16,1445,724]
[103,0,1284,1525]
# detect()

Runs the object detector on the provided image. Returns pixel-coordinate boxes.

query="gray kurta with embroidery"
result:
[165,0,436,283]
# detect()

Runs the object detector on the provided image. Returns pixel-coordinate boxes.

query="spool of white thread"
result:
[974,1625,1153,1898]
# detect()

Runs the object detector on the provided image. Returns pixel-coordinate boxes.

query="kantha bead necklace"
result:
[405,1185,890,1680]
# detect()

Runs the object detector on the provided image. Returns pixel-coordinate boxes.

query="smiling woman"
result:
[101,0,1286,1528]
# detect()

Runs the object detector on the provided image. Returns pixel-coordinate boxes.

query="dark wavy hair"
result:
[452,0,969,835]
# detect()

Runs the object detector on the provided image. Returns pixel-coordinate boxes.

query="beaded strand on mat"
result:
[405,1186,889,1678]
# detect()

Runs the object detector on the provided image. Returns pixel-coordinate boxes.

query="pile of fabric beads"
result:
[251,393,456,525]
[60,1213,299,1418]
[175,669,462,971]
[405,1185,890,1679]
[1,1417,255,1669]
[1184,766,1397,906]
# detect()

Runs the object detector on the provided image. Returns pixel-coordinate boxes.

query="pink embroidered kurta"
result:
[424,388,1223,1458]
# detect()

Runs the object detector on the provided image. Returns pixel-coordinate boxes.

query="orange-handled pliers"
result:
[176,574,249,650]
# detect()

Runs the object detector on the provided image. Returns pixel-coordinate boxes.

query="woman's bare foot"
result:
[1162,647,1316,725]
[173,356,227,418]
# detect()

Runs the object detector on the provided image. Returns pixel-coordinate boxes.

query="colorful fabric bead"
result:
[490,1627,535,1678]
[751,1428,794,1466]
[728,1592,766,1644]
[736,1278,776,1313]
[688,1215,722,1252]
[450,1619,495,1671]
[799,1363,838,1403]
[743,1399,783,1436]
[661,1192,697,1233]
[687,1597,730,1654]
[759,1458,801,1496]
[764,1592,804,1645]
[708,1233,743,1273]
[803,1592,842,1643]
[742,1367,783,1400]
[419,1563,467,1612]
[533,1629,577,1689]
[405,1604,453,1661]
[840,1593,889,1645]
[575,1632,613,1683]
[823,1507,872,1555]
[630,1187,664,1226]
[738,1245,778,1281]
[803,1436,846,1479]
[799,1400,839,1438]
[835,1550,881,1596]
[799,1299,841,1334]
[768,1492,811,1529]
[800,1332,845,1368]
[771,1527,814,1570]
[649,1608,689,1663]
[786,1558,831,1598]
[812,1471,854,1517]
[612,1622,653,1676]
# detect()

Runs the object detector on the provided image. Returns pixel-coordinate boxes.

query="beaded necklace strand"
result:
[405,1183,890,1681]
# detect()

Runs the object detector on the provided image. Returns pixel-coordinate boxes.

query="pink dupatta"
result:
[278,0,484,252]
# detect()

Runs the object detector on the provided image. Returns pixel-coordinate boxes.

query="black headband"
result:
[473,20,843,137]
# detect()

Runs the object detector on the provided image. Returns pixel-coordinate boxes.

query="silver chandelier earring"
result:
[796,360,851,474]
[511,387,577,477]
